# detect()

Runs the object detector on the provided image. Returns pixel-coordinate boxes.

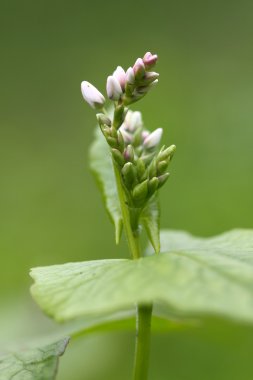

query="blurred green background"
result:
[1,0,253,378]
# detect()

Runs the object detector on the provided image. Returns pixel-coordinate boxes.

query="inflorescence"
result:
[81,52,176,230]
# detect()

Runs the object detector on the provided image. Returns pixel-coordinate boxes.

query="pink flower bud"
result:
[143,52,158,69]
[81,81,105,109]
[143,128,163,149]
[142,130,150,140]
[113,66,126,90]
[133,58,146,79]
[106,75,123,100]
[126,67,135,85]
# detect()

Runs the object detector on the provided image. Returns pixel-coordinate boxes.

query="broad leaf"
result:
[89,128,123,244]
[0,338,69,380]
[140,195,160,254]
[31,229,253,324]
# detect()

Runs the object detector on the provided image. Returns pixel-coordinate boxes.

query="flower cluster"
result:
[81,52,159,109]
[81,52,175,219]
[96,109,175,208]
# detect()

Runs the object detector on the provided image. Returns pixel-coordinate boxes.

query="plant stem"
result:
[113,160,153,379]
[133,304,153,380]
[113,162,141,260]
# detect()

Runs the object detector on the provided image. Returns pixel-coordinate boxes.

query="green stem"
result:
[113,161,141,260]
[133,304,153,380]
[113,160,152,379]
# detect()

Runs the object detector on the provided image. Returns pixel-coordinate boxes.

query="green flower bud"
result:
[132,179,148,204]
[113,104,125,129]
[124,145,135,162]
[111,149,125,167]
[107,136,118,148]
[132,127,143,147]
[148,158,157,178]
[117,131,125,152]
[148,177,159,195]
[157,160,169,175]
[158,145,176,161]
[136,158,146,180]
[96,113,111,127]
[122,162,137,189]
[158,173,170,188]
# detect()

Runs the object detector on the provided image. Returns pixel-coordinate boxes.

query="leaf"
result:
[31,229,253,324]
[0,338,69,380]
[89,128,123,244]
[140,195,160,254]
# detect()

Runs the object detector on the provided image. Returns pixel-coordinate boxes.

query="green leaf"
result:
[0,338,69,380]
[140,195,160,254]
[89,128,123,244]
[31,229,253,324]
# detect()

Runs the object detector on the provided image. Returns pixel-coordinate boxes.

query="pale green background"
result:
[1,0,253,379]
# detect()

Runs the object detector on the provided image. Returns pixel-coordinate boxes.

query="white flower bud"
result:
[81,81,105,109]
[119,127,132,143]
[113,66,126,90]
[125,111,143,131]
[143,128,163,149]
[106,75,123,100]
[126,67,135,85]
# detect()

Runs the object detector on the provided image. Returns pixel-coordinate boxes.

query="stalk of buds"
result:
[81,52,176,228]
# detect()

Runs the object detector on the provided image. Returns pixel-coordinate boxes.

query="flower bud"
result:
[148,177,159,195]
[113,104,125,129]
[136,158,146,180]
[148,158,157,178]
[125,111,143,132]
[117,131,125,152]
[132,179,148,204]
[142,71,159,85]
[143,128,163,149]
[96,113,111,127]
[133,58,146,80]
[158,145,176,161]
[120,128,132,144]
[157,160,169,175]
[123,145,135,162]
[143,52,158,69]
[126,67,135,85]
[81,81,105,109]
[111,149,125,167]
[106,136,118,148]
[122,162,137,189]
[113,66,126,90]
[106,75,123,100]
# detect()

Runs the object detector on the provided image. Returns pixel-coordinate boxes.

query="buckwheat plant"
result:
[81,52,175,378]
[21,52,253,380]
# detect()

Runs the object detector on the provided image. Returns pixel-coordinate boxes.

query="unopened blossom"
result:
[143,52,158,69]
[143,128,163,149]
[113,66,126,90]
[133,58,146,78]
[81,81,105,109]
[106,75,123,100]
[126,67,135,85]
[124,111,143,131]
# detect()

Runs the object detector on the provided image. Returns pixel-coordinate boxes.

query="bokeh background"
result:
[1,0,253,379]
